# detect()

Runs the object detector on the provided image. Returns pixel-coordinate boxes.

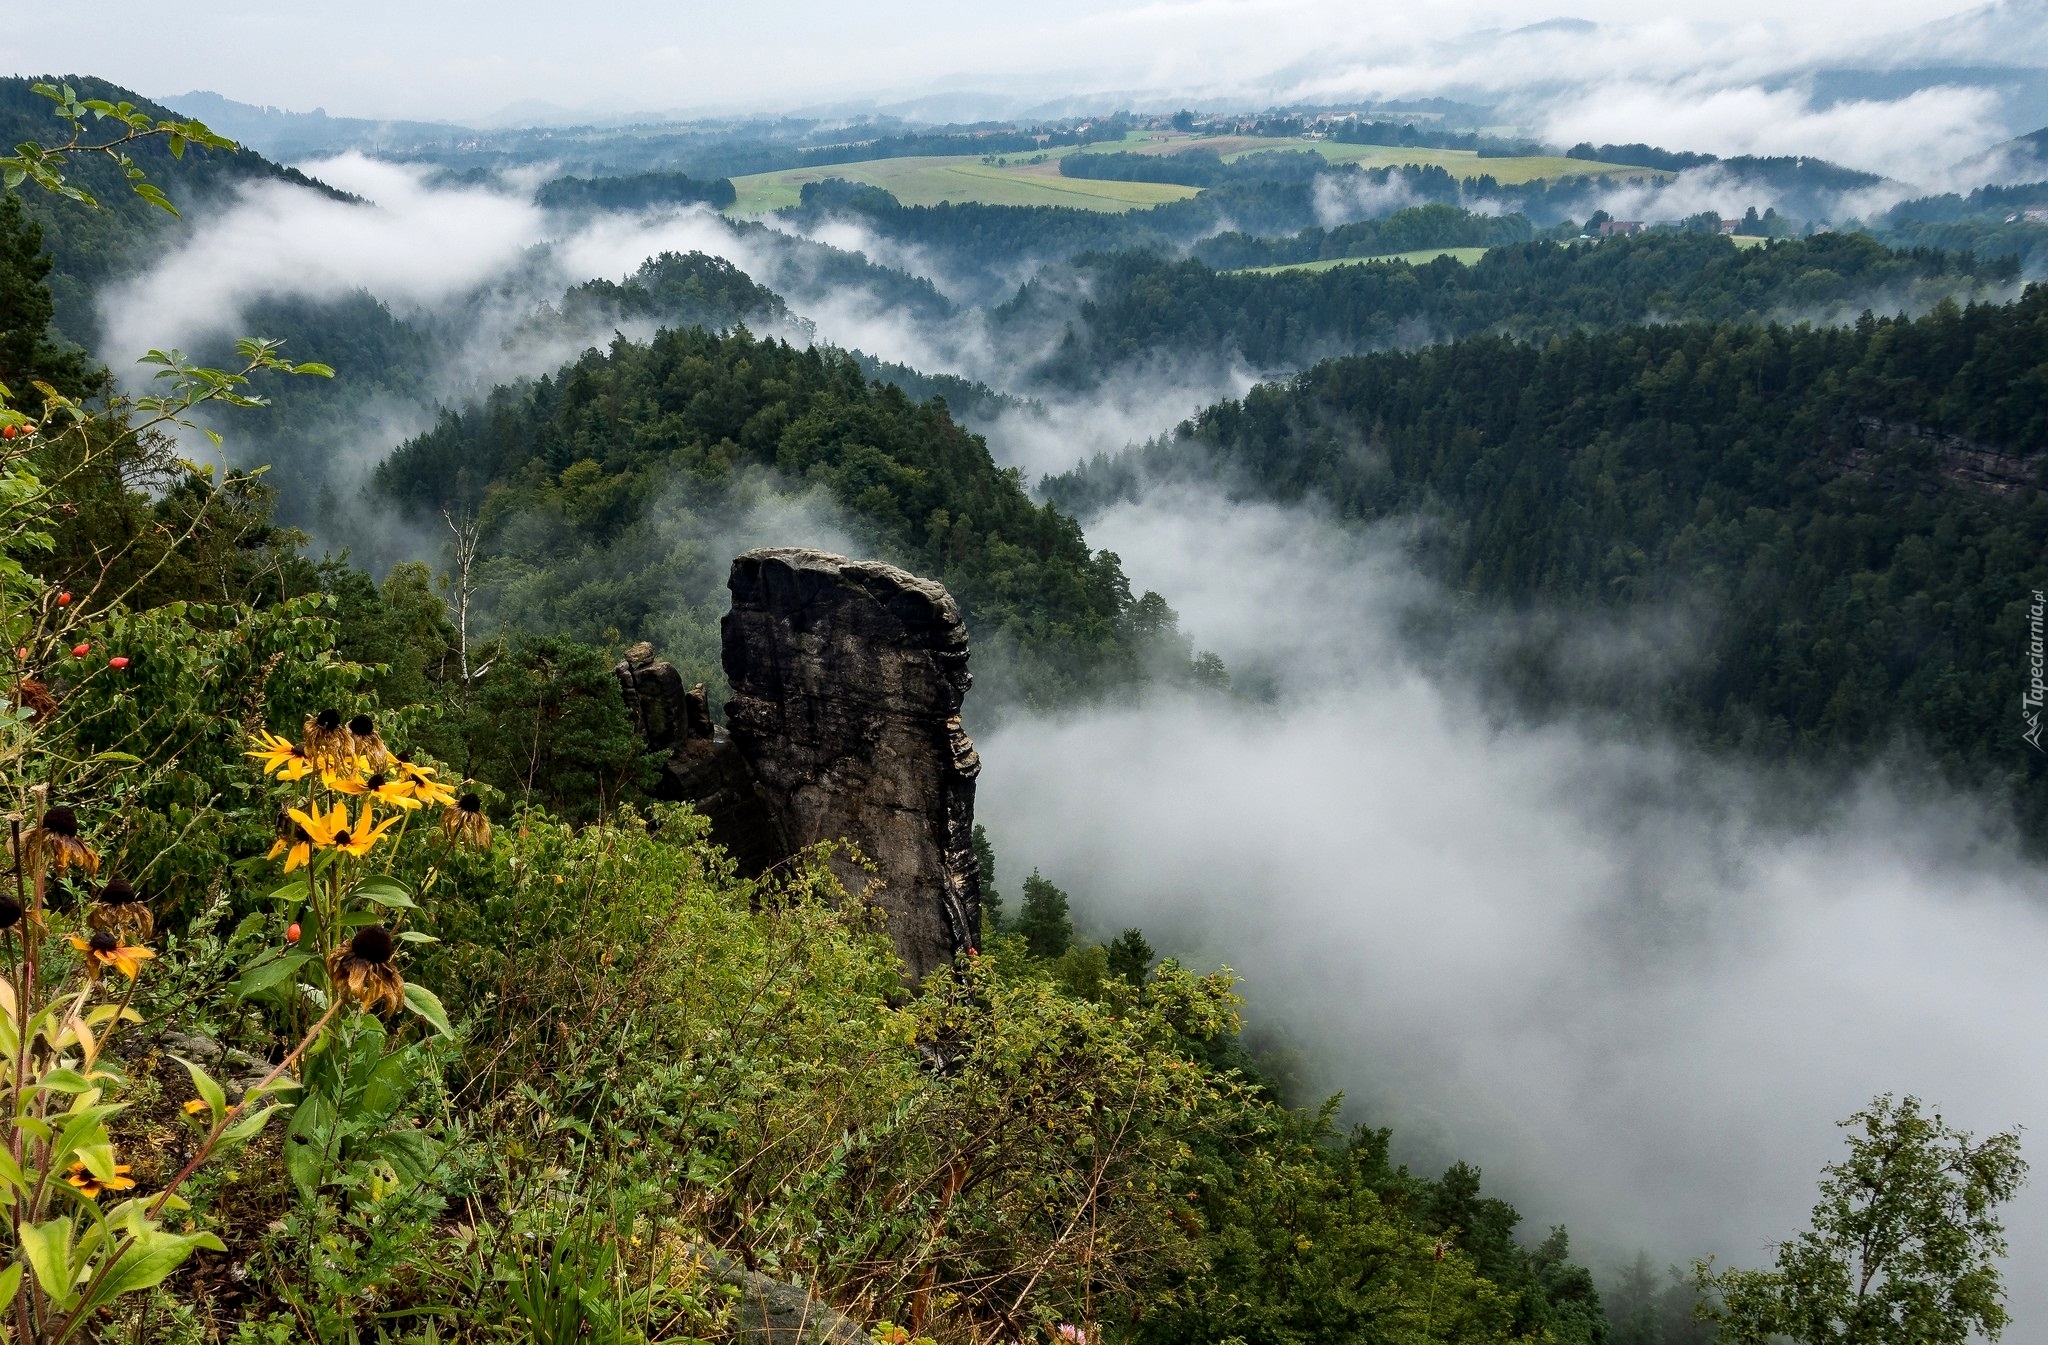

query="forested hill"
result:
[374,325,1224,712]
[1005,231,2015,388]
[1046,290,2048,832]
[1,76,347,347]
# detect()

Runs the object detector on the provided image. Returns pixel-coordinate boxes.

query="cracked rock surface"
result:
[722,548,982,979]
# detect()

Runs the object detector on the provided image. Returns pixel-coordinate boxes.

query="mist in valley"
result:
[972,483,2048,1314]
[64,49,2048,1321]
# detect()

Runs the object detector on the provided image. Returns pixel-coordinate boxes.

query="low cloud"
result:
[976,485,2048,1311]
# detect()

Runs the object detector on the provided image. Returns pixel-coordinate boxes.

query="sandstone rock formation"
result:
[616,642,789,876]
[722,548,982,979]
[615,551,983,978]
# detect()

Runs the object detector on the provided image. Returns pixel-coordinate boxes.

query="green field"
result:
[728,149,1198,214]
[727,131,1673,215]
[1234,247,1491,275]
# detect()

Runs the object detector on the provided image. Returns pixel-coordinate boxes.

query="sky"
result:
[0,0,2019,124]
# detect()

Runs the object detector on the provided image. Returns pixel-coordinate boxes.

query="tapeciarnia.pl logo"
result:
[2026,589,2046,752]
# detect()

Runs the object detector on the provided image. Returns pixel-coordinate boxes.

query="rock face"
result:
[615,552,983,978]
[616,642,790,876]
[722,548,982,978]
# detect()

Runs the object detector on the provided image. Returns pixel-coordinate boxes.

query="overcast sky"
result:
[1,0,2009,123]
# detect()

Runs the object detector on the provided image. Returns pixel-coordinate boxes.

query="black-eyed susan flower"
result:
[326,924,404,1014]
[246,729,315,781]
[303,708,350,771]
[288,800,399,860]
[393,754,456,809]
[63,1159,135,1199]
[442,793,491,850]
[329,771,421,811]
[25,806,97,877]
[268,818,315,873]
[70,930,154,982]
[87,877,152,938]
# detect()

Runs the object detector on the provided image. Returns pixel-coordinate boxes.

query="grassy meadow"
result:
[728,149,1199,213]
[727,131,1672,213]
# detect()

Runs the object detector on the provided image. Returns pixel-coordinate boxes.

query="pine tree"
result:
[1015,870,1073,959]
[1107,928,1154,983]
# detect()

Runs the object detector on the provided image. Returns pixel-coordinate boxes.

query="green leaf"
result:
[90,1229,226,1302]
[402,982,455,1039]
[173,1056,226,1118]
[0,1261,22,1310]
[19,1217,73,1308]
[230,952,310,999]
[221,1103,285,1145]
[354,876,417,909]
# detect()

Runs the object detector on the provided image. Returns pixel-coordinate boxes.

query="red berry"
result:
[54,592,70,607]
[286,922,301,944]
[107,657,128,670]
[1,425,15,439]
[70,643,88,658]
[12,648,23,661]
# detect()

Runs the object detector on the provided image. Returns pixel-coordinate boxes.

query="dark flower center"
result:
[316,708,342,731]
[365,773,388,790]
[41,807,78,837]
[351,925,395,964]
[88,931,117,954]
[99,879,134,905]
[459,793,482,814]
[0,896,21,929]
[334,829,353,846]
[349,714,375,736]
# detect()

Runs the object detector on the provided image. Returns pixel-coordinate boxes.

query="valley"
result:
[1,31,2046,1342]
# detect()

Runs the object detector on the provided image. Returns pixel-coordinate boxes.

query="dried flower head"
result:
[326,924,405,1014]
[15,679,55,720]
[26,806,98,877]
[87,877,152,938]
[0,896,20,931]
[303,708,350,771]
[442,793,491,850]
[347,712,391,769]
[70,930,153,982]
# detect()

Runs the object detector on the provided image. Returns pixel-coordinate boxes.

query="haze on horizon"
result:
[0,0,2024,131]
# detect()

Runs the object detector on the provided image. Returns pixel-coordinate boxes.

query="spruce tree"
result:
[1015,870,1073,959]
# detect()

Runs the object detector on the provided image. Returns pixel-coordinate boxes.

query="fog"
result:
[974,486,2048,1309]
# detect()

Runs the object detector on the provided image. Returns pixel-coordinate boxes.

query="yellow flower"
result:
[182,1098,208,1116]
[64,1160,135,1199]
[288,800,399,860]
[394,754,456,809]
[245,729,314,781]
[329,771,422,811]
[70,932,154,982]
[268,820,315,872]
